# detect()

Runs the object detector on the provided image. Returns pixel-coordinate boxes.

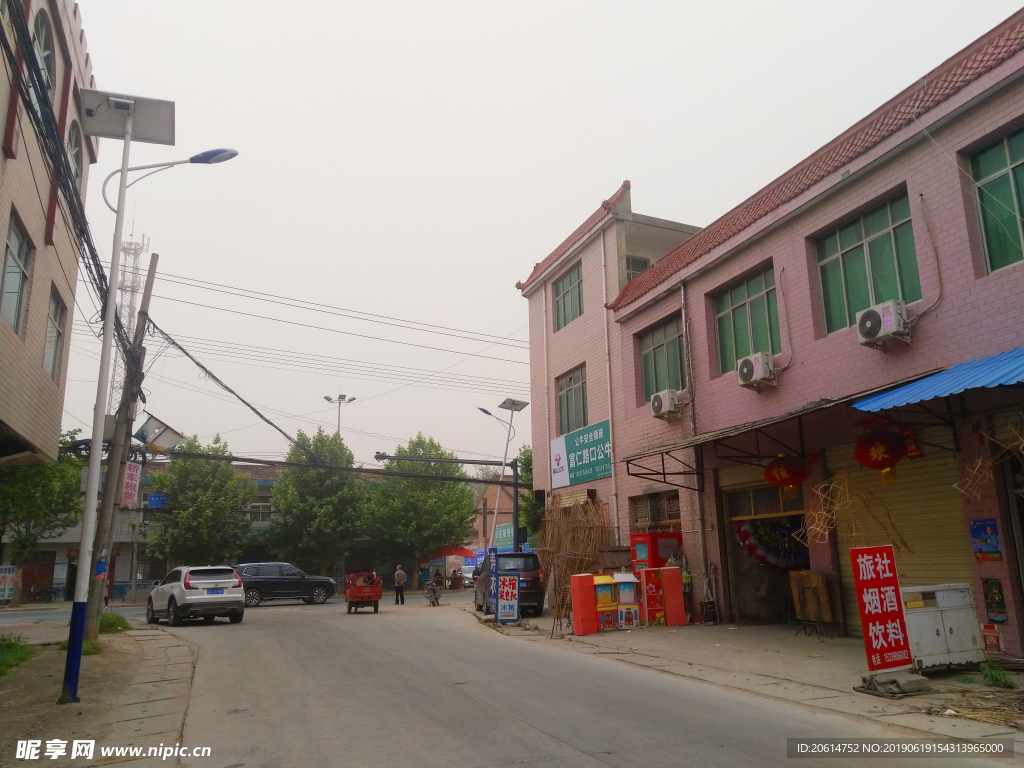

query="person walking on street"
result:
[394,564,406,605]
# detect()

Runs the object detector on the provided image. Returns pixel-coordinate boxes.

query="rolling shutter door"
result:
[828,428,975,634]
[718,463,768,491]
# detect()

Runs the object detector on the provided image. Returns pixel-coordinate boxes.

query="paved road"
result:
[0,604,145,626]
[159,590,1011,768]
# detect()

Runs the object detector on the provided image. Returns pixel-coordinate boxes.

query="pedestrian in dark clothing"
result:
[394,565,406,604]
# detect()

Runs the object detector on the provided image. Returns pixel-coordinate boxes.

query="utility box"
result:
[901,583,984,669]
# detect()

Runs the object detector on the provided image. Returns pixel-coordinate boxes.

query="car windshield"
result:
[189,568,236,581]
[497,556,538,572]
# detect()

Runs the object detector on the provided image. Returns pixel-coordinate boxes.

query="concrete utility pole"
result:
[84,254,158,641]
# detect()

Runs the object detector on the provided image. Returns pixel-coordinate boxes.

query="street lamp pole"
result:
[323,395,355,434]
[60,112,133,705]
[478,398,528,552]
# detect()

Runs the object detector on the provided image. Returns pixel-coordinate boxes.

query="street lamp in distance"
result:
[324,394,356,434]
[478,398,529,551]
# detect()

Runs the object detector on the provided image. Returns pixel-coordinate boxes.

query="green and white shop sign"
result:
[549,419,611,489]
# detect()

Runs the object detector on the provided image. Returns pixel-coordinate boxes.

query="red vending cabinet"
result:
[630,532,683,574]
[570,573,598,636]
[661,567,687,626]
[641,569,665,626]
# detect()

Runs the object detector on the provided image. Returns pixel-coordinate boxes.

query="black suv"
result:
[475,552,544,616]
[235,562,336,607]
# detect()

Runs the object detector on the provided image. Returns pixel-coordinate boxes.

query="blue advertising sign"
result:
[147,493,167,509]
[95,544,108,579]
[488,547,498,608]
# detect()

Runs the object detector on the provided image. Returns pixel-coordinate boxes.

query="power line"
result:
[110,267,530,348]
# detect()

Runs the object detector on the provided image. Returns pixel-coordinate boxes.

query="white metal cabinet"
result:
[901,583,984,669]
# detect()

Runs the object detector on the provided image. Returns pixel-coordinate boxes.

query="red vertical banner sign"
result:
[849,544,912,673]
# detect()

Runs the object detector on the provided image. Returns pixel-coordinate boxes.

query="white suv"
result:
[147,566,245,625]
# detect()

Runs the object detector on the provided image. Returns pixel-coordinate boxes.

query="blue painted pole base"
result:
[58,601,87,704]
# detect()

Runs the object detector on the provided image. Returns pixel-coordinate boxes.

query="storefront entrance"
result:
[721,468,809,624]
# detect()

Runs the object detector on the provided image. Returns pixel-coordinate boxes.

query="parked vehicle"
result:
[424,578,441,606]
[27,584,56,603]
[146,566,244,625]
[460,565,476,586]
[345,572,382,613]
[235,562,336,607]
[474,552,544,616]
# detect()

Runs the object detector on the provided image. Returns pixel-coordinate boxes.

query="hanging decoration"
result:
[764,454,817,500]
[902,426,924,459]
[854,429,907,485]
[731,517,808,569]
[954,457,994,500]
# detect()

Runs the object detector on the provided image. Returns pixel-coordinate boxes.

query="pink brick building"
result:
[520,13,1024,657]
[0,1,97,464]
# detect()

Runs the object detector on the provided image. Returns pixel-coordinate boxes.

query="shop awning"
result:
[853,348,1024,413]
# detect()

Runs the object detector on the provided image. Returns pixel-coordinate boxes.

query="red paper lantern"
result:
[764,456,812,499]
[855,430,908,485]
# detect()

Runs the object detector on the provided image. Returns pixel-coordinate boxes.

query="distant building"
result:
[0,1,98,465]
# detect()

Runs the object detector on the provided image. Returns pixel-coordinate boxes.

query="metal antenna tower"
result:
[107,233,150,413]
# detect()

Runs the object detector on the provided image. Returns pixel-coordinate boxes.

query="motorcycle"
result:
[28,584,57,603]
[423,579,441,607]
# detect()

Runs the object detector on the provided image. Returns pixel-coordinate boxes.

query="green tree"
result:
[517,443,544,535]
[0,430,83,561]
[268,428,366,574]
[369,433,475,571]
[148,436,253,565]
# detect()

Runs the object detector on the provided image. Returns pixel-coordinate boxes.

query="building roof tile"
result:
[516,181,630,292]
[607,12,1024,311]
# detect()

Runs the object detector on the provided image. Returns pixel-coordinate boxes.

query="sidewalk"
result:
[469,604,1023,749]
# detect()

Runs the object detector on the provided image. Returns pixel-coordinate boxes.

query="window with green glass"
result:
[971,128,1024,272]
[640,316,685,401]
[712,266,781,375]
[626,256,649,282]
[556,364,587,435]
[816,193,921,334]
[553,261,583,331]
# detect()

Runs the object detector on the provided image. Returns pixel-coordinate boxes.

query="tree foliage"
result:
[517,443,544,535]
[267,429,366,574]
[368,433,475,568]
[0,430,83,561]
[148,436,253,566]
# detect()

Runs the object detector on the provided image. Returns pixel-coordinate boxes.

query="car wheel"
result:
[168,598,183,626]
[311,587,329,604]
[373,601,379,613]
[475,596,483,612]
[229,608,244,624]
[245,589,263,607]
[146,599,159,624]
[484,599,492,616]
[203,615,216,624]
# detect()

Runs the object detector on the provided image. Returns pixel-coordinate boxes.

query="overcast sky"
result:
[64,0,1022,469]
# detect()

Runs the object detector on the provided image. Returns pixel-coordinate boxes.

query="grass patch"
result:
[980,662,1016,689]
[1,633,35,676]
[99,612,131,634]
[56,639,102,655]
[958,674,975,684]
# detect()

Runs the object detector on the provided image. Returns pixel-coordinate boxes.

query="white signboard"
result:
[121,462,142,509]
[0,565,16,600]
[53,562,68,582]
[497,574,519,623]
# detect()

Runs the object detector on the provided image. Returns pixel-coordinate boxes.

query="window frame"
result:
[712,265,781,376]
[553,261,583,331]
[639,315,685,401]
[970,129,1024,273]
[556,364,588,435]
[30,10,55,113]
[625,256,650,282]
[66,121,83,189]
[42,284,66,381]
[815,193,921,334]
[1,217,31,334]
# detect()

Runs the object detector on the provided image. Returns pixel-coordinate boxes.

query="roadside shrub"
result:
[99,613,131,634]
[1,633,35,675]
[980,662,1015,689]
[57,639,102,655]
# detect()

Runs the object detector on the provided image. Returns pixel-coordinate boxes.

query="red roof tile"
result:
[516,181,630,292]
[608,12,1024,311]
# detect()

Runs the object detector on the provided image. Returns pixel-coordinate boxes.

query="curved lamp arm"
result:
[101,148,239,212]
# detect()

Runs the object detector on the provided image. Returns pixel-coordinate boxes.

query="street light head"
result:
[477,407,492,416]
[338,395,346,401]
[347,397,356,403]
[323,395,333,402]
[189,148,238,164]
[374,452,387,462]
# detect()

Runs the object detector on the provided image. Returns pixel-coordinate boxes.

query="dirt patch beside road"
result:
[0,634,142,765]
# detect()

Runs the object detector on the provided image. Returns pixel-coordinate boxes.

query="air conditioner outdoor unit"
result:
[856,300,909,348]
[650,389,679,419]
[737,351,775,390]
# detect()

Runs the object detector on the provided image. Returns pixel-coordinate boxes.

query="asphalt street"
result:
[0,604,145,626]
[160,589,1012,768]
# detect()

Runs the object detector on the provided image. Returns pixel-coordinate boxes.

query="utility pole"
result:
[83,254,158,641]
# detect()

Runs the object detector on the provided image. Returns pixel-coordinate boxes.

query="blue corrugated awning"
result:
[853,348,1024,412]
